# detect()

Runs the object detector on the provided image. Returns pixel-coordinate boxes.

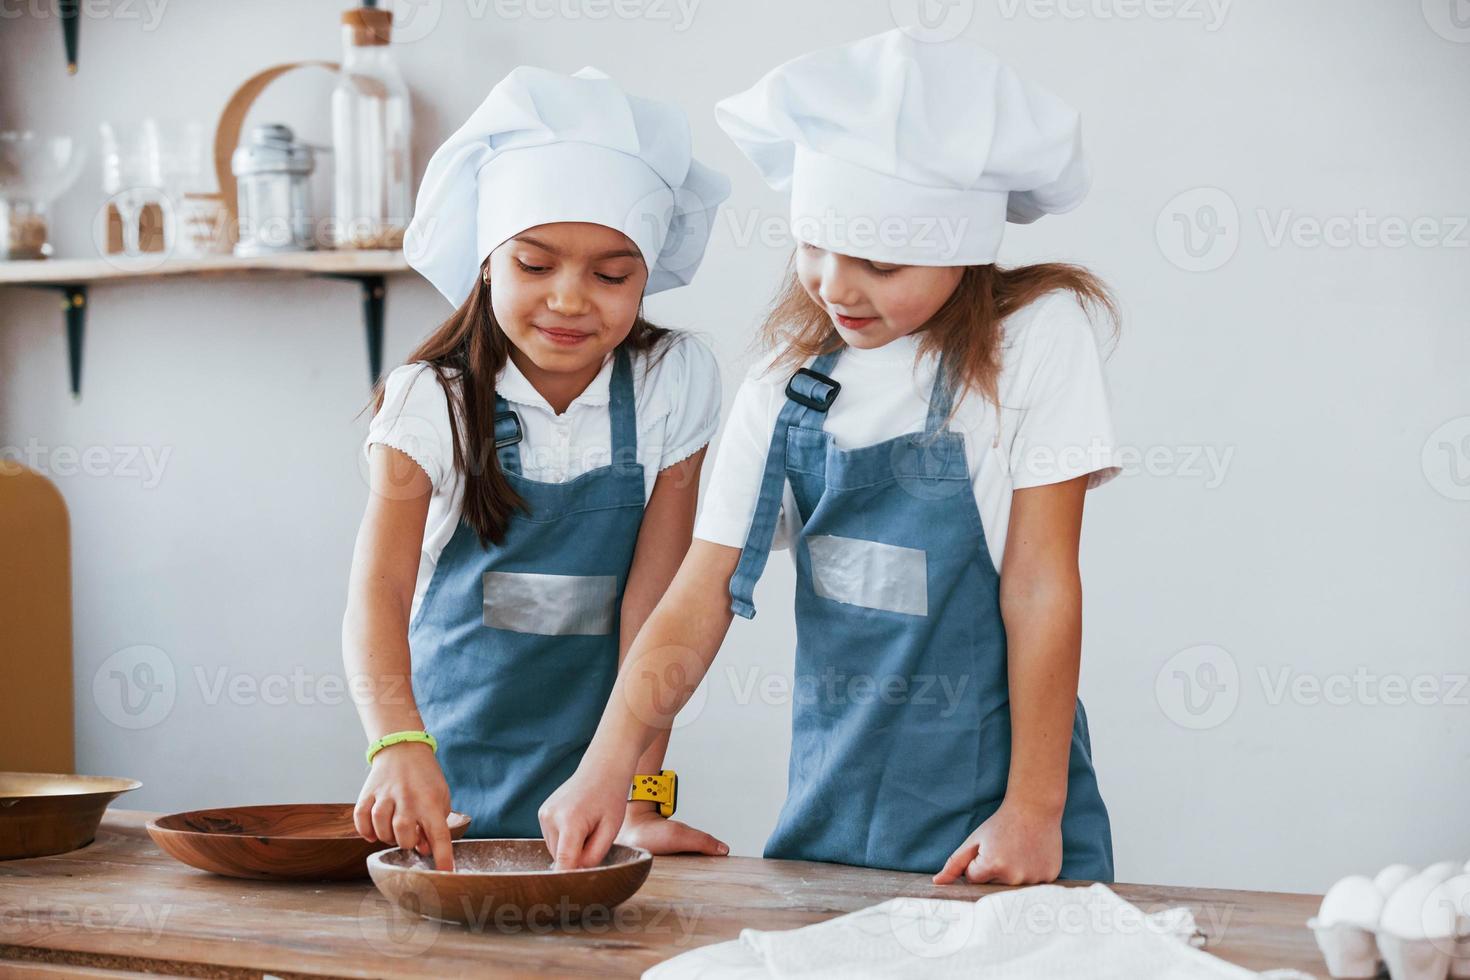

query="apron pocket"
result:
[806,534,928,617]
[482,571,618,636]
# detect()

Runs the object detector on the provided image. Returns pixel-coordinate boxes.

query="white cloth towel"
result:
[644,883,1314,980]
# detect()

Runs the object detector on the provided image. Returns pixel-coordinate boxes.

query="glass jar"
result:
[330,6,412,251]
[232,123,315,256]
[0,131,85,260]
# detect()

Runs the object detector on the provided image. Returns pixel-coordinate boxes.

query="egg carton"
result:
[1308,860,1470,980]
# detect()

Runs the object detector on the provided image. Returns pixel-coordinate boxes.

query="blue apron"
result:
[407,347,646,838]
[729,346,1114,881]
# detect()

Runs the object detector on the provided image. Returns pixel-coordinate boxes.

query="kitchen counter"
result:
[0,809,1325,978]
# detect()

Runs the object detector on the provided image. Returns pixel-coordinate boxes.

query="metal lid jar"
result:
[231,123,314,256]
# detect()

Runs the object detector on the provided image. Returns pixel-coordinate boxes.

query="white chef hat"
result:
[714,30,1089,266]
[404,65,731,306]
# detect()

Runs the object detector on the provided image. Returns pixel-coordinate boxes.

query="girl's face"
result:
[487,222,649,374]
[796,242,964,349]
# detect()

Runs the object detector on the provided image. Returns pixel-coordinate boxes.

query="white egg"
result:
[1318,875,1385,930]
[1425,881,1465,939]
[1374,863,1418,897]
[1422,860,1464,886]
[1438,875,1470,931]
[1382,872,1457,938]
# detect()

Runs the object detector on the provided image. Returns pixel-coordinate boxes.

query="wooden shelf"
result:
[0,249,411,285]
[0,250,418,398]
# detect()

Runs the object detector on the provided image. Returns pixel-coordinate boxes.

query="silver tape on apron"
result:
[805,534,928,617]
[482,571,618,635]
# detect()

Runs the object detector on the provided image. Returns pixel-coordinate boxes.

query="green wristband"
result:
[366,730,438,766]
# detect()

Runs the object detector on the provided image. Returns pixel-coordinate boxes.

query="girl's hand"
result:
[615,802,729,857]
[931,798,1064,886]
[353,741,457,872]
[538,764,636,869]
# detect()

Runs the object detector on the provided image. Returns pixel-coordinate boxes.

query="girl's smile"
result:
[534,324,597,346]
[831,312,879,330]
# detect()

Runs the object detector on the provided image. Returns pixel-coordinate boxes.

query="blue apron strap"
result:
[923,349,956,439]
[728,348,843,619]
[493,393,523,476]
[608,346,638,471]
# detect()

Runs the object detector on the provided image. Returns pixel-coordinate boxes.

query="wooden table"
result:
[0,810,1325,978]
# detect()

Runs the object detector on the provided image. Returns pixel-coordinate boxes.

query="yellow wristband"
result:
[628,770,678,818]
[366,730,437,766]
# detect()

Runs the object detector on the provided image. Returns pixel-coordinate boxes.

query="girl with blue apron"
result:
[367,62,730,842]
[534,31,1119,880]
[407,350,646,838]
[727,348,1115,881]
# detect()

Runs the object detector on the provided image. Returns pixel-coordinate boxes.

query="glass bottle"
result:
[330,5,412,250]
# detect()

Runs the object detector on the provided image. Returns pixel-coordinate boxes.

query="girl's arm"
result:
[539,535,742,868]
[343,445,457,871]
[934,472,1089,885]
[612,448,729,856]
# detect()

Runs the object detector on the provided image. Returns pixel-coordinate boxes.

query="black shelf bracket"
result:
[315,272,388,386]
[6,267,389,400]
[15,283,88,400]
[59,0,80,74]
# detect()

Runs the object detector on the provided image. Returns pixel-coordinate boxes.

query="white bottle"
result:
[330,4,412,250]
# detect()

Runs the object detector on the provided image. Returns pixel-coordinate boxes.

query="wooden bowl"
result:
[147,803,472,881]
[0,772,143,860]
[367,839,653,927]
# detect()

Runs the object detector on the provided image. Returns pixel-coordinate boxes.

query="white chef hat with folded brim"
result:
[714,30,1089,267]
[404,65,731,307]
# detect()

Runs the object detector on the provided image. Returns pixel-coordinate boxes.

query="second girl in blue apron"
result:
[538,31,1121,885]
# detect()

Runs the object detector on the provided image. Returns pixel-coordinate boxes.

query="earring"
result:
[481,270,490,286]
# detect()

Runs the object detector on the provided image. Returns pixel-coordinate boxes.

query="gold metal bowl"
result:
[0,772,142,860]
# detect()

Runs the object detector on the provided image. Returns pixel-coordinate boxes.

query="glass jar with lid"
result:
[232,123,315,256]
[330,4,412,251]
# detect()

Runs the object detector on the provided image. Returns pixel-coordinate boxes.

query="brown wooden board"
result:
[0,809,1327,978]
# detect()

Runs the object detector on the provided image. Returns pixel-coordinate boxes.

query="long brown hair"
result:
[366,265,671,548]
[761,260,1119,416]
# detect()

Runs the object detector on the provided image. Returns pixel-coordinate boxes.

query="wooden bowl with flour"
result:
[367,839,653,927]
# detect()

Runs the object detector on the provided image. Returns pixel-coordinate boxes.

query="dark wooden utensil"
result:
[368,839,653,927]
[0,772,143,860]
[147,803,471,881]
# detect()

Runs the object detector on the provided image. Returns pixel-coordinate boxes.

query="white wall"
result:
[2,0,1466,894]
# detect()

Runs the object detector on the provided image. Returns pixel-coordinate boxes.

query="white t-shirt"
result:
[693,289,1120,572]
[366,330,721,621]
